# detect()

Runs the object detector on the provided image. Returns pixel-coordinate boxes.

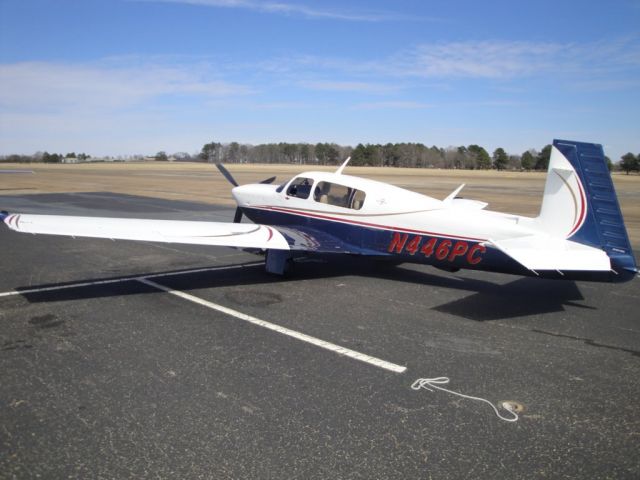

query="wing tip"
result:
[0,210,8,222]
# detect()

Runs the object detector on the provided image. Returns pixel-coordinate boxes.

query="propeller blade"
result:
[215,163,238,187]
[233,207,243,223]
[260,176,277,184]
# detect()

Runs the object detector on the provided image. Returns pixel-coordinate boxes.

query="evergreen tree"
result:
[200,141,221,162]
[605,156,613,172]
[468,145,491,169]
[325,144,340,165]
[521,151,535,170]
[620,152,639,174]
[535,145,552,170]
[492,147,509,170]
[351,144,368,166]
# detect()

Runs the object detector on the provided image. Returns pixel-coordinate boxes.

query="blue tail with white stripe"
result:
[541,140,637,280]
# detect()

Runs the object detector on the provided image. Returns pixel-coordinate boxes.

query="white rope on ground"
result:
[411,377,519,423]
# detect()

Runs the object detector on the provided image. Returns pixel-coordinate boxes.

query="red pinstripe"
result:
[252,205,487,243]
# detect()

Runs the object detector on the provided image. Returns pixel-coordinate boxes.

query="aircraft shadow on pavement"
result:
[431,276,589,321]
[13,256,590,322]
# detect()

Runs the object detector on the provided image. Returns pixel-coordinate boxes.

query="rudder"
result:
[539,139,637,278]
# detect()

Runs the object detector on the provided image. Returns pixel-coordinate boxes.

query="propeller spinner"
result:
[215,164,276,223]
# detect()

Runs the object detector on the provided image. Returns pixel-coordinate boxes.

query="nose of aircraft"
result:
[232,183,276,207]
[231,185,249,206]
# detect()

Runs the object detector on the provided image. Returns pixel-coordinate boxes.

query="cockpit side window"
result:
[313,181,366,210]
[286,177,314,199]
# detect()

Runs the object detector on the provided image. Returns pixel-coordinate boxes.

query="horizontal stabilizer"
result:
[2,213,290,250]
[490,235,610,272]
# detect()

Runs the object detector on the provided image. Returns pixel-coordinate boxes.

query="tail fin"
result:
[536,139,637,278]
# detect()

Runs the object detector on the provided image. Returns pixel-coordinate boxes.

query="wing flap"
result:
[490,235,610,272]
[3,213,289,250]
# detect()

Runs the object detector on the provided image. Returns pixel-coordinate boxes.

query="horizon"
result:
[0,139,627,164]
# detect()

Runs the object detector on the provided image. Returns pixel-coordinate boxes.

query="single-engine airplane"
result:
[1,139,637,282]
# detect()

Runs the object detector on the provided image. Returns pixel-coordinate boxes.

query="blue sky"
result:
[0,0,639,159]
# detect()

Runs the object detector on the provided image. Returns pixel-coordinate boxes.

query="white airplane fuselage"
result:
[230,152,635,283]
[233,173,535,246]
[2,140,636,283]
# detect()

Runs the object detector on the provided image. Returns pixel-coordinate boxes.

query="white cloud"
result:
[268,38,640,84]
[300,80,399,94]
[0,58,256,155]
[0,60,253,112]
[403,41,563,78]
[138,0,417,22]
[352,101,432,110]
[394,38,640,80]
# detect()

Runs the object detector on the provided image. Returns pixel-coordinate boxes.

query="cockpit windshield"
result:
[285,177,314,199]
[276,181,288,193]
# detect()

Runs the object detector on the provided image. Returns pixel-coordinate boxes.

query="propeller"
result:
[215,163,238,187]
[260,176,276,184]
[215,164,276,187]
[214,164,277,223]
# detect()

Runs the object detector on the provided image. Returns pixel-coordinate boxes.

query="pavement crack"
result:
[532,329,640,358]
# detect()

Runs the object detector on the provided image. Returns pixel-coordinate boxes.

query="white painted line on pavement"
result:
[0,262,263,298]
[0,261,406,373]
[138,277,407,374]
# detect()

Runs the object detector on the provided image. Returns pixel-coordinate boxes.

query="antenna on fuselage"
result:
[335,156,351,175]
[443,183,466,204]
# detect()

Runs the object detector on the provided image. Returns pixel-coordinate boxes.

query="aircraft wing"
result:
[490,235,611,272]
[1,213,289,250]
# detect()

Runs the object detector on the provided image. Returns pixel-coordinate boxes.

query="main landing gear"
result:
[265,249,294,276]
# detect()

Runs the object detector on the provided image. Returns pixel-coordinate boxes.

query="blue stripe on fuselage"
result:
[243,205,628,281]
[242,206,527,275]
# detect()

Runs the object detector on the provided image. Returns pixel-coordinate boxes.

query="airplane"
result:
[1,139,637,283]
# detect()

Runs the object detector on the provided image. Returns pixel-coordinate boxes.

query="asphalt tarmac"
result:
[1,193,639,479]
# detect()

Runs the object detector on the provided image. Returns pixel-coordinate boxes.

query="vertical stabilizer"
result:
[537,139,637,278]
[537,145,587,238]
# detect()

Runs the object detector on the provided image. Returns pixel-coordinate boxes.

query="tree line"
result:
[0,152,91,163]
[197,141,621,172]
[2,142,639,173]
[198,142,351,166]
[620,153,640,174]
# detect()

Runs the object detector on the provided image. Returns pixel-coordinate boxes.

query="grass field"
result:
[1,161,639,249]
